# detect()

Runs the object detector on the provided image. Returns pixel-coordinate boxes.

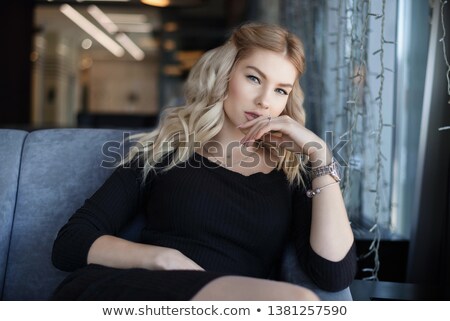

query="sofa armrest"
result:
[0,129,28,300]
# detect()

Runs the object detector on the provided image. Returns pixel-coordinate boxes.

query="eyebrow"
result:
[245,65,294,88]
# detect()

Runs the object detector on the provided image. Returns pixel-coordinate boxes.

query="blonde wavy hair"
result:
[122,22,308,186]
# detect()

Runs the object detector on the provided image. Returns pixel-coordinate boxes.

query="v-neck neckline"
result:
[193,152,279,179]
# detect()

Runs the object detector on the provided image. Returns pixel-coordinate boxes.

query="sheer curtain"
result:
[280,0,400,280]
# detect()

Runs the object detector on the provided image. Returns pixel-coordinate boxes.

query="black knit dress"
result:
[51,153,356,300]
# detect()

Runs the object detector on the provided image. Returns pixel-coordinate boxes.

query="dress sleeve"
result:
[291,183,357,292]
[52,165,150,272]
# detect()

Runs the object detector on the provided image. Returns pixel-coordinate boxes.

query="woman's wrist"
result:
[307,140,332,169]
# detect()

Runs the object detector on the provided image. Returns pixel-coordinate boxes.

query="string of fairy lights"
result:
[332,0,392,281]
[439,0,450,132]
[363,0,388,281]
[440,0,450,104]
[280,0,448,281]
[282,0,397,281]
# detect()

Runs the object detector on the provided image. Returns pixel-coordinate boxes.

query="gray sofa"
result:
[0,128,352,300]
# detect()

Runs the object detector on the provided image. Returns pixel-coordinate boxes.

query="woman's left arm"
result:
[305,146,354,261]
[239,115,354,262]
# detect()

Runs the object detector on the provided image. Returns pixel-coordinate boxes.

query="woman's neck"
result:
[211,115,245,150]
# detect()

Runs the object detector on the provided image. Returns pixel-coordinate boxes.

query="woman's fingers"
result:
[261,133,283,146]
[154,247,205,271]
[180,255,205,271]
[262,133,300,152]
[237,116,263,129]
[239,115,308,154]
[240,116,273,144]
[173,252,205,271]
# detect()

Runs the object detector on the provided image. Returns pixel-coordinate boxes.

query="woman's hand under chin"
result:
[237,115,332,167]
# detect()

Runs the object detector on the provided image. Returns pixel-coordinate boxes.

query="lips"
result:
[244,111,261,121]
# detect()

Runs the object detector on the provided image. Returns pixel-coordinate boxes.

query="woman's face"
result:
[223,48,298,130]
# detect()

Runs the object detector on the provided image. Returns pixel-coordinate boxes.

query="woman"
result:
[51,22,356,300]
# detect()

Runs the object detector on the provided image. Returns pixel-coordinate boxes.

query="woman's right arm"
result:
[52,165,203,272]
[87,235,204,271]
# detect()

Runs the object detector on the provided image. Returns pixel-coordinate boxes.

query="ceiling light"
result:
[140,0,170,7]
[81,39,93,50]
[141,0,205,7]
[86,6,147,61]
[60,4,124,57]
[115,33,145,61]
[114,24,153,33]
[87,5,119,34]
[106,14,148,24]
[77,0,130,2]
[88,8,152,34]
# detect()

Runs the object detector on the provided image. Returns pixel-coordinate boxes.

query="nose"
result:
[256,91,270,109]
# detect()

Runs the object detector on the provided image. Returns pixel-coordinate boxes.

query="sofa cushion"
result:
[2,129,130,300]
[0,129,28,299]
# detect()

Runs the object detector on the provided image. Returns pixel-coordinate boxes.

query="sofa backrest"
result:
[1,129,133,300]
[0,128,353,301]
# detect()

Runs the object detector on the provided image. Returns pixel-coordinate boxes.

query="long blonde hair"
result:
[122,22,308,186]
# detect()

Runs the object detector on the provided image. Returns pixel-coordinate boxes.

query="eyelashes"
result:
[275,88,288,95]
[245,75,288,96]
[246,75,260,84]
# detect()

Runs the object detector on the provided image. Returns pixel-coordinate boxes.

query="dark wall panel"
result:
[0,1,34,126]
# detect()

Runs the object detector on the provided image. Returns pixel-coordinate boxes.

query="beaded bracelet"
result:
[306,181,340,198]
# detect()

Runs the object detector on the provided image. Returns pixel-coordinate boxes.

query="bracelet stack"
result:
[306,158,341,198]
[306,181,339,198]
[309,158,341,182]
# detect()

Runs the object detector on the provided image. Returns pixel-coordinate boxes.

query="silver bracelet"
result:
[306,181,340,198]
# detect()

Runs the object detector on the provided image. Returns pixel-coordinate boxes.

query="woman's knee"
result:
[288,285,319,301]
[191,276,319,301]
[263,280,319,301]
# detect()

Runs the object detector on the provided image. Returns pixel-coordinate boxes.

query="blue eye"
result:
[275,88,288,95]
[246,75,260,84]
